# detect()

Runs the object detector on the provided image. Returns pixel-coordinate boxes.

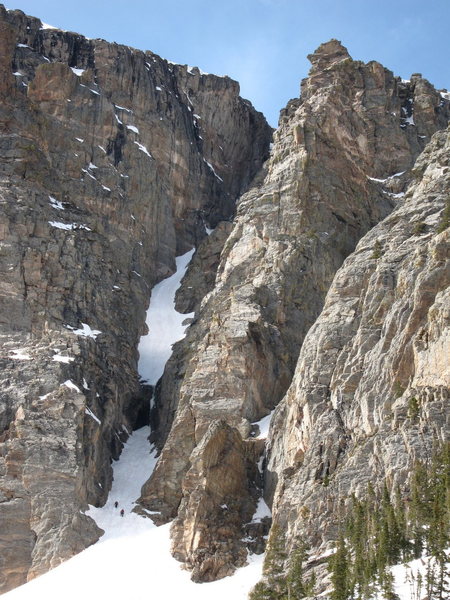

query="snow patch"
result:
[2,427,263,600]
[114,104,133,113]
[126,125,139,134]
[85,407,101,425]
[391,554,450,600]
[203,158,223,182]
[49,196,64,210]
[134,142,152,158]
[138,249,195,384]
[49,221,91,231]
[53,354,74,364]
[62,380,81,393]
[66,323,102,339]
[10,349,31,360]
[252,411,274,439]
[71,67,85,76]
[80,84,100,95]
[187,65,211,76]
[367,171,405,184]
[367,176,388,183]
[251,498,272,523]
[81,168,97,181]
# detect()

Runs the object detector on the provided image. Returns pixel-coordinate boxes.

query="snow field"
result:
[3,249,264,599]
[3,427,263,600]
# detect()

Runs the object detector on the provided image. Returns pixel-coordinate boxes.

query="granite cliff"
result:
[265,122,450,594]
[0,5,449,598]
[136,40,449,582]
[0,5,270,593]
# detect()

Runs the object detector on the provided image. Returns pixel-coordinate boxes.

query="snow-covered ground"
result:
[3,427,263,600]
[4,249,263,599]
[390,554,450,600]
[138,249,195,384]
[252,410,274,439]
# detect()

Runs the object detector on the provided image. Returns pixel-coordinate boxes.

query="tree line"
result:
[250,442,449,600]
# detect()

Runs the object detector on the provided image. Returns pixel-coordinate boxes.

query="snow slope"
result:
[4,250,263,599]
[138,249,195,384]
[3,427,263,600]
[390,554,449,600]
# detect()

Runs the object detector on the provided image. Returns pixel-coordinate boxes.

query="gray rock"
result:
[136,40,449,581]
[265,125,450,592]
[0,4,271,592]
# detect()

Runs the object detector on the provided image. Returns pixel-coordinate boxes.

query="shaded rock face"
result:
[266,125,450,590]
[136,40,449,579]
[0,5,271,593]
[171,420,262,582]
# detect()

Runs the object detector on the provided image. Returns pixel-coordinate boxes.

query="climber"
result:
[114,501,118,508]
[120,508,125,517]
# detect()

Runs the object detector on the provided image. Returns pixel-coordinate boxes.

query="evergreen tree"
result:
[254,523,288,599]
[249,581,275,600]
[286,542,316,599]
[330,532,350,600]
[328,442,449,600]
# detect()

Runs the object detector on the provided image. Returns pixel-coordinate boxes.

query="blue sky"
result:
[5,0,450,126]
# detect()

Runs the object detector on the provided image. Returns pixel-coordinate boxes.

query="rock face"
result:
[136,40,449,580]
[265,123,450,591]
[0,5,271,593]
[1,6,449,593]
[171,420,262,582]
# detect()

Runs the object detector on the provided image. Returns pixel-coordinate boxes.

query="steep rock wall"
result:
[0,5,271,593]
[136,40,449,580]
[265,124,450,592]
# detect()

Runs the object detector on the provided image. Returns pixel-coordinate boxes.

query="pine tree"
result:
[260,523,288,599]
[249,581,275,600]
[378,568,399,600]
[330,532,350,600]
[328,442,449,600]
[286,542,316,599]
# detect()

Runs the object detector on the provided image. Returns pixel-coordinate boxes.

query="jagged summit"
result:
[307,38,351,72]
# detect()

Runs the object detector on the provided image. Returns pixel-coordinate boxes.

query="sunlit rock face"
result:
[135,39,449,581]
[266,123,450,591]
[1,3,450,592]
[0,4,271,592]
